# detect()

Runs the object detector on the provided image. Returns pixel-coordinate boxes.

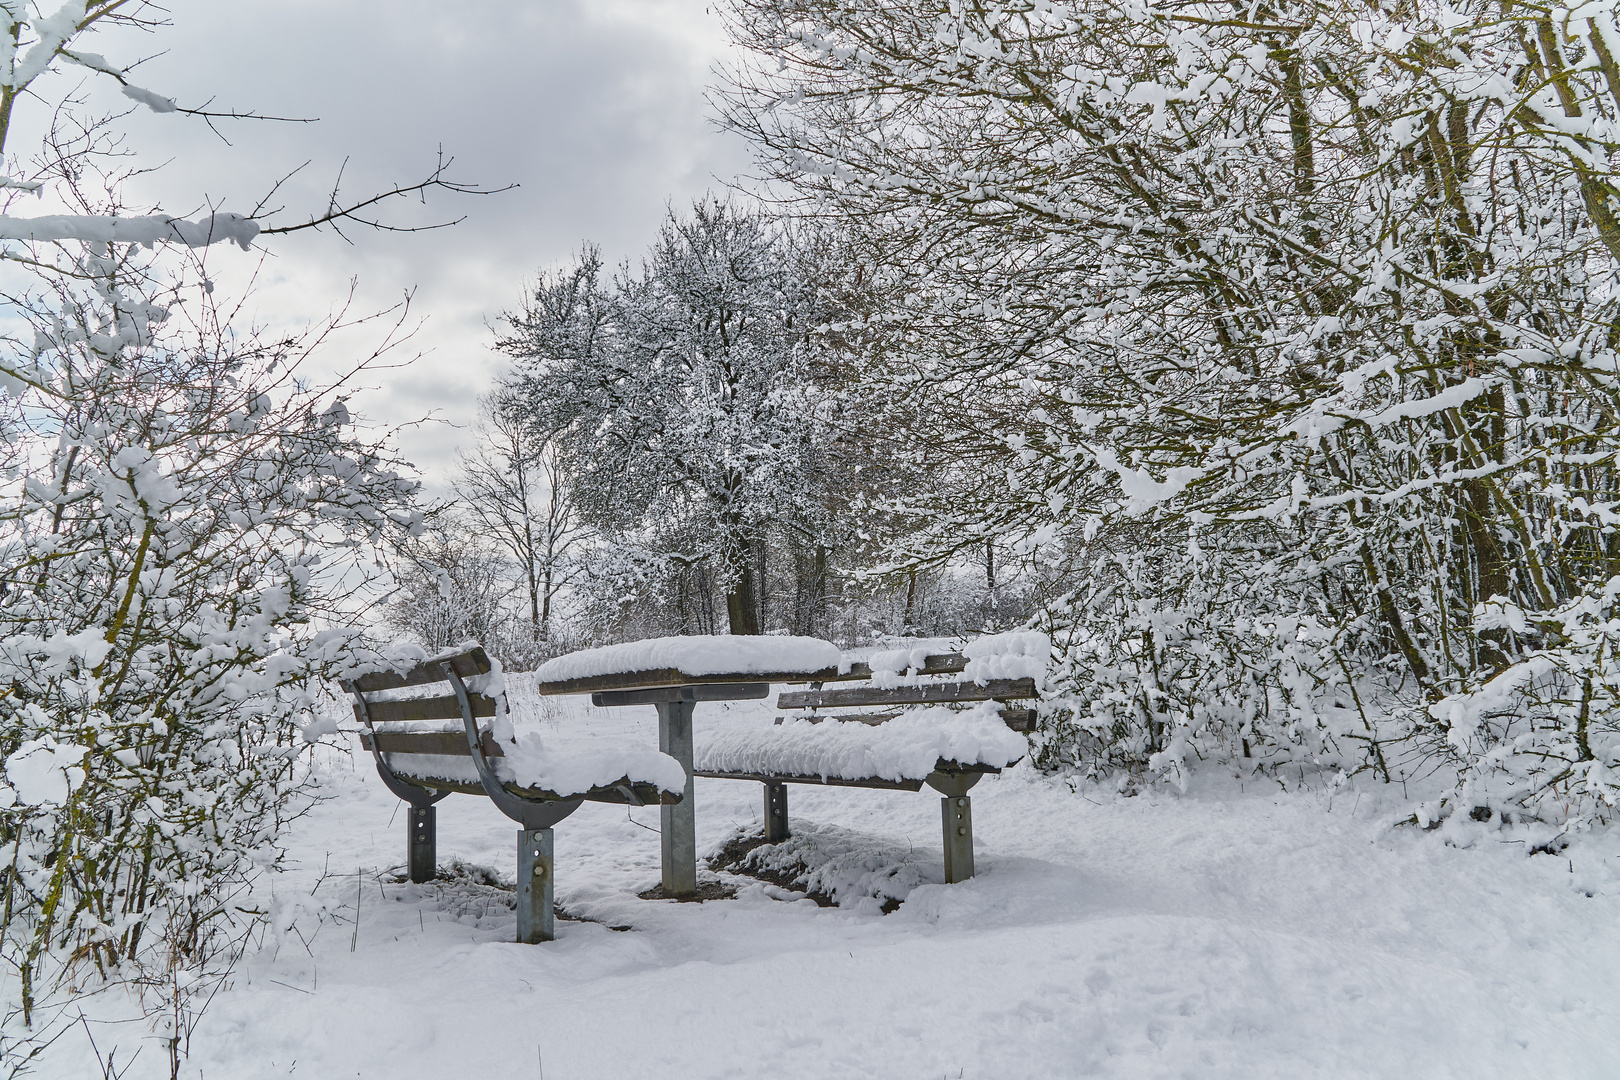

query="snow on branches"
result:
[720,0,1620,820]
[0,237,426,1031]
[498,200,851,638]
[0,1,484,1059]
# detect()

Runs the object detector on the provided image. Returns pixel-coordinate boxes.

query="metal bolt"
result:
[956,797,967,807]
[957,826,968,836]
[533,863,546,877]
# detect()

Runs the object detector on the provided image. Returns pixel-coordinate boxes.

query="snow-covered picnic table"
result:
[536,633,1040,892]
[536,635,843,896]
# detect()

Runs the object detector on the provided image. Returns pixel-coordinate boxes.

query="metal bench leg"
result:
[517,827,556,943]
[656,699,697,897]
[408,804,437,883]
[925,770,983,883]
[763,781,789,842]
[941,796,974,883]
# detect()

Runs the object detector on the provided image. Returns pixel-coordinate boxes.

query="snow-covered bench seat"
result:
[692,636,1043,882]
[344,643,685,943]
[695,703,1029,790]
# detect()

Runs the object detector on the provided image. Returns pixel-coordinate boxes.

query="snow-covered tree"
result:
[720,0,1620,818]
[499,199,848,636]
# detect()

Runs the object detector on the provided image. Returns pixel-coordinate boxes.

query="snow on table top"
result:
[382,730,686,797]
[537,635,840,688]
[695,702,1027,784]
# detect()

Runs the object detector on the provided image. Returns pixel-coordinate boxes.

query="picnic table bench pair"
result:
[345,636,1038,942]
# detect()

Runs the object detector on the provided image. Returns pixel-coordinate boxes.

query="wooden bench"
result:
[343,643,681,942]
[693,651,1037,883]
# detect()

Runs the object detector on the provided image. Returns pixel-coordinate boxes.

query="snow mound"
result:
[717,822,934,909]
[537,634,840,684]
[504,733,686,795]
[696,702,1027,783]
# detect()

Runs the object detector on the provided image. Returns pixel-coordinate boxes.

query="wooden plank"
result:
[360,729,504,757]
[824,653,969,683]
[377,767,680,806]
[591,683,770,707]
[1000,708,1037,732]
[694,760,1002,790]
[777,678,1036,710]
[773,705,1036,731]
[539,667,838,697]
[771,653,969,684]
[352,693,497,726]
[342,645,493,694]
[693,769,925,792]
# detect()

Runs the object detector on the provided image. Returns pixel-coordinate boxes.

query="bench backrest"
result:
[342,644,503,757]
[775,651,1037,731]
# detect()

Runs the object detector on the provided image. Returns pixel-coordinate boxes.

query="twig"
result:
[266,980,313,995]
[351,868,362,952]
[256,148,516,244]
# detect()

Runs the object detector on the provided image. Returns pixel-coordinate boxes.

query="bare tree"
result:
[455,395,583,646]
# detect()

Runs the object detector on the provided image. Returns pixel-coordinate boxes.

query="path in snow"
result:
[59,692,1620,1078]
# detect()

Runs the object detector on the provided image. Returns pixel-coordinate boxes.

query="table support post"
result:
[408,804,436,883]
[656,698,697,896]
[941,795,975,883]
[763,781,789,843]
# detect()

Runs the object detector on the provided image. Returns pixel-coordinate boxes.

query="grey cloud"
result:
[89,0,752,489]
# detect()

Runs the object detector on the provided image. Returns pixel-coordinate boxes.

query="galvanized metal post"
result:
[656,698,697,896]
[516,827,556,943]
[408,804,436,883]
[763,781,789,843]
[941,796,974,883]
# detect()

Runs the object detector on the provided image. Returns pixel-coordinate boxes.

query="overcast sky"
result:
[86,0,753,491]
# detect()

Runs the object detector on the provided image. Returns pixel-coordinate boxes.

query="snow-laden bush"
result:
[0,235,424,1050]
[721,0,1620,813]
[0,4,491,1070]
[1032,537,1395,787]
[1425,583,1620,828]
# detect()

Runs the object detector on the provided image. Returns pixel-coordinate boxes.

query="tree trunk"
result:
[726,561,761,635]
[539,563,553,641]
[902,571,918,636]
[813,544,828,636]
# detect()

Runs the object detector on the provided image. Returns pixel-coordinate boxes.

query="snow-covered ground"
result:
[38,687,1620,1078]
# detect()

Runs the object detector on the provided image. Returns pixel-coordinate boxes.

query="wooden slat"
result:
[378,767,680,806]
[540,654,970,694]
[351,692,497,726]
[818,712,902,726]
[825,653,969,683]
[538,667,839,697]
[359,729,504,757]
[590,683,770,707]
[773,705,1036,731]
[999,708,1037,733]
[693,759,1003,791]
[777,677,1036,710]
[693,769,925,792]
[342,645,493,694]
